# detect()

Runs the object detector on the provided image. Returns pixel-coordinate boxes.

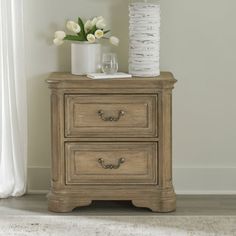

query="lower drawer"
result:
[65,142,157,185]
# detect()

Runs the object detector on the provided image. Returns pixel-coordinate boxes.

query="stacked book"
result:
[87,73,132,79]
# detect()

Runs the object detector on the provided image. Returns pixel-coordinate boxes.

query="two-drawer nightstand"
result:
[46,72,177,212]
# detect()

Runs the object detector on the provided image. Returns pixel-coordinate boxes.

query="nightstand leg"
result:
[132,187,176,213]
[47,192,92,213]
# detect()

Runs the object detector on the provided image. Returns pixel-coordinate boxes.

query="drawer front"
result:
[65,95,157,137]
[65,142,157,185]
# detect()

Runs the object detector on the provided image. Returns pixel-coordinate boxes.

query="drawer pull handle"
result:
[97,110,125,122]
[98,158,125,169]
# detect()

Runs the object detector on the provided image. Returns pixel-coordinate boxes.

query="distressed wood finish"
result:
[46,72,177,213]
[65,95,157,137]
[65,142,157,185]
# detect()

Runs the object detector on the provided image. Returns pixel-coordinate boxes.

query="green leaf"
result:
[64,35,83,41]
[78,17,86,40]
[103,30,110,35]
[86,25,97,36]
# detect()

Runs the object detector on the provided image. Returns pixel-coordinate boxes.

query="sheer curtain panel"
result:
[0,0,27,197]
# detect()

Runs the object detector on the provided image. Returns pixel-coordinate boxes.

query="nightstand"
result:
[46,72,177,212]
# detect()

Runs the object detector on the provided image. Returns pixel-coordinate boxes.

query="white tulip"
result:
[66,21,81,33]
[84,20,93,32]
[94,29,104,39]
[91,17,98,26]
[54,31,66,40]
[53,38,64,46]
[87,34,96,43]
[109,36,119,46]
[96,19,106,29]
[97,16,105,21]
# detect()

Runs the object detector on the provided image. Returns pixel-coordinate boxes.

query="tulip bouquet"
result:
[53,16,119,46]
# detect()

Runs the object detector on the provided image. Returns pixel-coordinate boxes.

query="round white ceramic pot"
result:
[71,42,101,75]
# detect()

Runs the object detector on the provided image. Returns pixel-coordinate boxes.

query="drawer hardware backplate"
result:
[98,158,125,169]
[97,110,125,122]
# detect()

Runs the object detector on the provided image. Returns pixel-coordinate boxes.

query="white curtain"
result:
[0,0,27,197]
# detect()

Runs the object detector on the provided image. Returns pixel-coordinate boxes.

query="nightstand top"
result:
[48,72,175,82]
[46,72,177,90]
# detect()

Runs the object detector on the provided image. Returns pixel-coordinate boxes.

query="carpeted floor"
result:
[0,216,236,236]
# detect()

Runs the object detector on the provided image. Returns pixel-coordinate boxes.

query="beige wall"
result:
[24,0,236,193]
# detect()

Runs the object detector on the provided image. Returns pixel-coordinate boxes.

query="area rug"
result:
[0,216,236,236]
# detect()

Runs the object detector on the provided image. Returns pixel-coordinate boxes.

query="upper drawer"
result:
[65,95,157,137]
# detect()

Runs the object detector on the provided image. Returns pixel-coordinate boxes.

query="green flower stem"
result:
[64,35,85,41]
[86,25,97,36]
[103,30,110,34]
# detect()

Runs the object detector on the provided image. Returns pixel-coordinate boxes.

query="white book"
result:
[87,72,132,79]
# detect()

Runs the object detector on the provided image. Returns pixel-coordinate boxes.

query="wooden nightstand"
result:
[46,72,177,212]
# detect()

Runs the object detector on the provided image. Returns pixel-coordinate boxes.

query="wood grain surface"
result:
[46,72,177,213]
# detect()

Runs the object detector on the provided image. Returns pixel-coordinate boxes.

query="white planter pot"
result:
[71,42,101,75]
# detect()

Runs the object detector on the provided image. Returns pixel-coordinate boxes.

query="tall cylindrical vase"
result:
[71,42,101,75]
[129,0,160,77]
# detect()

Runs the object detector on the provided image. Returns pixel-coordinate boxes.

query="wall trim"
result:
[27,190,49,194]
[27,166,236,194]
[176,191,236,195]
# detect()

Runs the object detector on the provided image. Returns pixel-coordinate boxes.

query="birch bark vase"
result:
[129,0,160,77]
[71,42,101,75]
